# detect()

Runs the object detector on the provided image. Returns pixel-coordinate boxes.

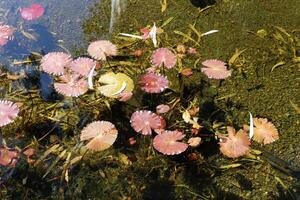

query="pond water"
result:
[0,0,299,199]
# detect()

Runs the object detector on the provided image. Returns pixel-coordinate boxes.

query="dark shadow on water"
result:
[199,141,220,158]
[190,0,216,8]
[25,122,63,145]
[211,188,242,200]
[21,69,59,101]
[39,72,56,101]
[235,173,253,190]
[275,183,299,200]
[142,180,175,200]
[182,160,243,199]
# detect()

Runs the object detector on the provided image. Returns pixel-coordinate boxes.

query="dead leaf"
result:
[161,0,167,12]
[228,49,247,67]
[21,30,37,41]
[271,61,285,72]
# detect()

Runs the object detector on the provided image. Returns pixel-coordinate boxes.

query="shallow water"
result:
[0,0,103,100]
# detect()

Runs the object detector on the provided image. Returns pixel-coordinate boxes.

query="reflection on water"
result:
[0,0,102,100]
[0,0,99,65]
[109,0,126,34]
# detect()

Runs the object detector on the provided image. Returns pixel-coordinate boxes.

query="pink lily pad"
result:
[20,3,45,21]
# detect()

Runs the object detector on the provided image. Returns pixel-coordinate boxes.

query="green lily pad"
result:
[98,72,134,98]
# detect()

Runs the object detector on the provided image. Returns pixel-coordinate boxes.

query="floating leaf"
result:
[30,51,43,57]
[118,153,131,166]
[250,149,262,155]
[174,30,200,46]
[104,100,111,111]
[274,26,292,39]
[57,44,71,54]
[88,64,96,89]
[193,58,201,68]
[289,100,300,114]
[161,0,167,12]
[275,176,289,190]
[98,72,134,98]
[219,163,241,169]
[12,58,35,65]
[64,169,69,182]
[292,56,300,63]
[21,30,37,41]
[118,33,142,39]
[188,24,202,42]
[273,32,287,44]
[6,73,23,80]
[70,156,83,165]
[201,30,219,36]
[271,61,285,72]
[34,144,60,166]
[62,152,72,182]
[119,61,137,66]
[43,149,67,178]
[249,112,254,139]
[182,110,191,123]
[256,29,268,38]
[228,49,247,67]
[190,117,201,129]
[160,17,174,28]
[216,93,236,101]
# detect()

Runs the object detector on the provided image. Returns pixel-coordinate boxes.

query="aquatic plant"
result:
[87,40,117,60]
[80,121,118,151]
[139,73,169,93]
[156,104,170,114]
[117,91,133,102]
[19,3,45,21]
[201,59,232,79]
[54,73,89,97]
[218,127,251,158]
[0,23,14,46]
[97,72,134,98]
[153,130,188,155]
[130,110,163,135]
[151,48,177,69]
[245,118,279,145]
[187,137,201,147]
[0,147,19,167]
[41,52,72,75]
[0,100,19,127]
[70,57,96,77]
[120,23,159,47]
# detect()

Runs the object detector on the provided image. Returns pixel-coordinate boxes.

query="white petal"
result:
[149,23,157,47]
[201,30,219,36]
[119,33,143,39]
[249,112,254,139]
[182,110,191,123]
[88,64,96,89]
[111,81,127,96]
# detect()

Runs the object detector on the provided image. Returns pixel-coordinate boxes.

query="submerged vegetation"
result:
[0,0,299,199]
